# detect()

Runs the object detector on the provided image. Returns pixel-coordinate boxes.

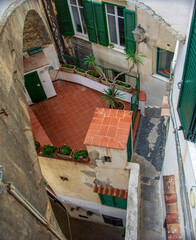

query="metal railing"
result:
[129,74,140,128]
[59,54,140,128]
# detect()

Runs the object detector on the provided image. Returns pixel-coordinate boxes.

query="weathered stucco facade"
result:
[0,1,65,239]
[53,0,177,107]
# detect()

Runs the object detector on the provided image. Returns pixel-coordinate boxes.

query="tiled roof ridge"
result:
[93,184,128,199]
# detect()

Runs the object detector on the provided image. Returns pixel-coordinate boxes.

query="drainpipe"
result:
[168,40,194,240]
[7,183,67,240]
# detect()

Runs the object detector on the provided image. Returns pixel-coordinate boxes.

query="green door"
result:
[25,72,47,103]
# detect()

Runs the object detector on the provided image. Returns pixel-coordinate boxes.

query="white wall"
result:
[162,2,196,237]
[57,194,127,226]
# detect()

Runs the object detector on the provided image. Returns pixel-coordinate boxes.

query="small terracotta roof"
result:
[93,184,128,199]
[84,108,132,149]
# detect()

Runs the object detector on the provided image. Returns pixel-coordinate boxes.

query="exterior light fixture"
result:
[132,24,147,44]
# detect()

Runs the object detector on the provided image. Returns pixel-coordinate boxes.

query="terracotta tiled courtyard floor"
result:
[31,80,129,151]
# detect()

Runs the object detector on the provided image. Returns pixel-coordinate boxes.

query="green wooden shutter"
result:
[54,0,74,36]
[82,0,97,43]
[115,197,127,209]
[93,2,109,46]
[178,8,196,143]
[124,10,136,52]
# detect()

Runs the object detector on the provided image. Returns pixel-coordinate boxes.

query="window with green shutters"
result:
[54,0,135,50]
[178,7,196,143]
[54,0,74,36]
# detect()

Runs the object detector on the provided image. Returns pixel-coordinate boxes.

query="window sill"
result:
[152,74,169,83]
[107,46,125,54]
[74,34,89,42]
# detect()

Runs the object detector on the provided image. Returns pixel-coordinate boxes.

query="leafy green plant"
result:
[34,140,40,151]
[41,144,57,158]
[61,64,74,69]
[84,51,145,109]
[117,81,131,88]
[73,150,88,161]
[109,42,114,48]
[58,145,72,156]
[101,88,125,109]
[88,69,100,78]
[86,211,94,217]
[76,67,86,73]
[84,53,96,68]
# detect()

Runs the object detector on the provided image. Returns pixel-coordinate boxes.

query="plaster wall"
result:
[43,44,60,69]
[38,156,99,203]
[162,3,196,236]
[58,194,127,226]
[86,145,130,189]
[128,0,193,39]
[0,0,64,239]
[90,1,177,107]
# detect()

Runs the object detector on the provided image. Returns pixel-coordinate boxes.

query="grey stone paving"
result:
[133,107,166,240]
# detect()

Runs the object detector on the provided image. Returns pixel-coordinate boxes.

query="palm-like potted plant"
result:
[84,50,145,109]
[101,88,125,109]
[73,150,89,162]
[40,144,57,158]
[57,144,72,160]
[60,63,76,73]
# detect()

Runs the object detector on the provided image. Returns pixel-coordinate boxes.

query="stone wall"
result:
[0,0,64,239]
[23,9,52,52]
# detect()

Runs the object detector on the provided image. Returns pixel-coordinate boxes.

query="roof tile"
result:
[84,108,132,149]
[93,184,128,199]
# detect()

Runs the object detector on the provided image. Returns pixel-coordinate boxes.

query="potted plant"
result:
[40,144,57,158]
[34,140,40,153]
[101,87,125,109]
[115,80,133,92]
[56,144,72,160]
[84,50,145,109]
[73,150,89,162]
[86,69,102,82]
[75,67,86,76]
[60,63,76,73]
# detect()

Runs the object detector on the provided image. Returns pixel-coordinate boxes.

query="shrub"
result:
[73,150,88,161]
[76,67,86,73]
[41,144,57,158]
[61,64,74,69]
[58,145,72,155]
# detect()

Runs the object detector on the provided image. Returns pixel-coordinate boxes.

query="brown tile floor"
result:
[31,80,130,151]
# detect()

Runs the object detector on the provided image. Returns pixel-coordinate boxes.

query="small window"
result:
[105,4,125,48]
[68,0,87,37]
[104,156,111,162]
[102,214,123,227]
[157,48,174,78]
